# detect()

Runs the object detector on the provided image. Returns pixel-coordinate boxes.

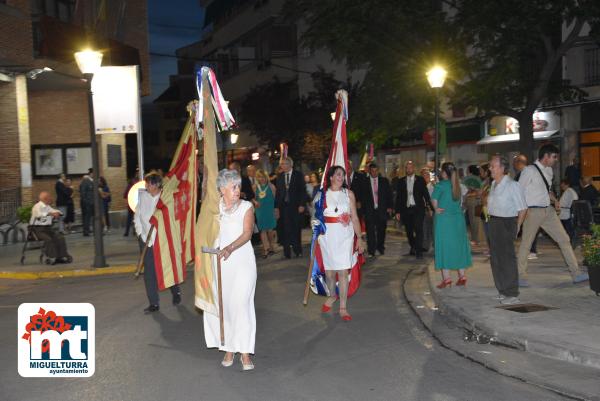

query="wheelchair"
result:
[20,221,73,265]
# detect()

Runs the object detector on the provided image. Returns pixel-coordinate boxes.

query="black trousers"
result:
[561,218,575,244]
[32,226,68,259]
[365,210,388,254]
[401,207,425,255]
[138,239,180,306]
[81,203,94,235]
[124,209,134,235]
[489,216,519,297]
[281,203,302,257]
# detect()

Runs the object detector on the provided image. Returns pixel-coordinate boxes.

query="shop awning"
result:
[476,130,559,145]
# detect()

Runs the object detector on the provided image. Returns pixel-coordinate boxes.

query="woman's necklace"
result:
[330,188,341,213]
[257,184,267,199]
[220,198,241,215]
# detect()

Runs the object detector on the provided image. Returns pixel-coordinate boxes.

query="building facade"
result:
[0,0,150,215]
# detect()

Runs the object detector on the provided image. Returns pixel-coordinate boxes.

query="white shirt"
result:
[559,187,578,220]
[30,201,61,226]
[518,160,553,207]
[406,175,416,207]
[370,176,378,208]
[487,175,527,217]
[134,189,160,246]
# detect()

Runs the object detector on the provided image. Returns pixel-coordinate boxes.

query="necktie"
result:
[285,173,290,203]
[373,177,378,208]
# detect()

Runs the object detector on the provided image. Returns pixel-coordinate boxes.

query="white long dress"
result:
[204,200,257,354]
[318,189,356,271]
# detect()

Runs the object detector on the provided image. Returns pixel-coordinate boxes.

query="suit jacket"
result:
[241,176,255,201]
[395,175,433,214]
[275,169,308,209]
[362,174,393,215]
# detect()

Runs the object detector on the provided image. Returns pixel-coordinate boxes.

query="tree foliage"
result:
[286,0,600,158]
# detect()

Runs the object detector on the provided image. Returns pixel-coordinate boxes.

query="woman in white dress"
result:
[204,169,257,371]
[318,166,365,321]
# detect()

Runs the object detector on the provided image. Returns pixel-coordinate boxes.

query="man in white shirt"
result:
[517,144,588,285]
[135,173,181,313]
[30,191,71,263]
[487,156,527,304]
[559,178,578,244]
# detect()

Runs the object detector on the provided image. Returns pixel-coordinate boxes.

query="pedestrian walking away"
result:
[204,169,257,371]
[274,157,308,258]
[55,173,70,234]
[486,155,527,305]
[395,160,433,259]
[516,144,588,285]
[363,162,393,257]
[559,179,578,244]
[432,162,472,288]
[134,172,181,313]
[79,168,95,236]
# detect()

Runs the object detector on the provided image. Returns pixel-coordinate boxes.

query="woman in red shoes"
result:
[318,166,365,320]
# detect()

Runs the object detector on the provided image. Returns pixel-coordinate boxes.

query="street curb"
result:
[403,267,599,401]
[0,264,137,280]
[425,260,600,369]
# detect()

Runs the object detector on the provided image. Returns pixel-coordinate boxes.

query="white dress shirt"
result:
[518,160,553,207]
[559,187,578,220]
[370,176,378,208]
[487,175,527,217]
[406,175,416,207]
[30,201,61,225]
[134,189,160,246]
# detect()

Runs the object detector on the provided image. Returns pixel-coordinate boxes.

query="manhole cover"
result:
[495,303,558,313]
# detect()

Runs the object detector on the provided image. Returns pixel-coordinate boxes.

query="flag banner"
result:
[194,67,236,136]
[194,68,224,316]
[310,90,364,297]
[149,112,198,291]
[279,142,288,164]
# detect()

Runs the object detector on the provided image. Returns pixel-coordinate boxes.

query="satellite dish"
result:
[127,180,146,211]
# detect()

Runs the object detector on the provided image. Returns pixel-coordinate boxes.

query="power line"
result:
[149,51,315,75]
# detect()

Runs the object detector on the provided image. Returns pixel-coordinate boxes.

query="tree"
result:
[452,0,600,158]
[287,0,600,158]
[240,69,357,161]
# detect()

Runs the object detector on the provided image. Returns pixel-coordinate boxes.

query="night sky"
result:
[147,0,204,102]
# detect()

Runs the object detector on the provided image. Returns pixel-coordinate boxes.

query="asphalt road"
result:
[0,239,569,401]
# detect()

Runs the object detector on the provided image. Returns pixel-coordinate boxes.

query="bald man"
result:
[30,191,71,263]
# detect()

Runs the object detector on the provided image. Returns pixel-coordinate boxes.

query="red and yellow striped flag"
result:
[149,114,197,290]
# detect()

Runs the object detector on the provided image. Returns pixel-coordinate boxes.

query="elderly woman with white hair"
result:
[204,169,257,371]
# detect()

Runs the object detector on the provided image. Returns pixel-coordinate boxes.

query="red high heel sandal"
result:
[456,276,467,286]
[436,278,452,289]
[321,304,332,313]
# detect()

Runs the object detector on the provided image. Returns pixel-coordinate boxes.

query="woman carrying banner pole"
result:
[317,166,364,321]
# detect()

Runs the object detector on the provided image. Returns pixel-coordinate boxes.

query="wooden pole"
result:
[302,238,317,306]
[216,255,225,346]
[134,226,154,279]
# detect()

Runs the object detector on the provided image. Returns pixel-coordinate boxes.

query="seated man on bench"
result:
[30,191,71,263]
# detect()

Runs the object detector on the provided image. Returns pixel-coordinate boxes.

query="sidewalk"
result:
[427,239,600,370]
[0,230,139,279]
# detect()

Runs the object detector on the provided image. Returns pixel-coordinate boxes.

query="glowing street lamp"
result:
[74,48,107,268]
[427,65,447,172]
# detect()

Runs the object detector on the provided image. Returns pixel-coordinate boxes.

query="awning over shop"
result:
[476,130,559,145]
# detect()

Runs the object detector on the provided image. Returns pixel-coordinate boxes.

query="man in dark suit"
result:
[275,157,308,258]
[229,161,255,202]
[348,161,367,219]
[363,162,393,256]
[395,161,433,259]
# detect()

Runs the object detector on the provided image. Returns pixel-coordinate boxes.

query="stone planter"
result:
[587,264,600,296]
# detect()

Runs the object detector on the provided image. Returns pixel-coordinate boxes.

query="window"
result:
[585,47,600,86]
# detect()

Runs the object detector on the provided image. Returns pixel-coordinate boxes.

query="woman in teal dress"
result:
[432,162,472,288]
[253,169,277,258]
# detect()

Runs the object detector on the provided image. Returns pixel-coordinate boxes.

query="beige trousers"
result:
[465,196,483,243]
[517,207,580,280]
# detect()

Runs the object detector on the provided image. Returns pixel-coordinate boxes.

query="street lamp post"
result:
[427,66,447,173]
[74,49,107,268]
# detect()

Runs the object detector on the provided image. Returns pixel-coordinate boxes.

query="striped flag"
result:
[194,67,235,315]
[310,90,364,297]
[149,113,198,290]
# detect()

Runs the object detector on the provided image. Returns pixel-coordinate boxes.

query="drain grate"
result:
[495,303,558,313]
